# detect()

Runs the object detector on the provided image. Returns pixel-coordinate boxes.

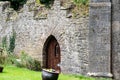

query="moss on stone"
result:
[33,5,48,19]
[60,0,89,18]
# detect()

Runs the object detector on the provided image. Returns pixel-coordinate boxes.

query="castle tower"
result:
[88,0,112,78]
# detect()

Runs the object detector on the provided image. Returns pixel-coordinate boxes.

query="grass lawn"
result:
[0,66,111,80]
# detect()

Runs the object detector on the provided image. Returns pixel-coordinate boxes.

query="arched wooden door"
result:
[43,35,61,71]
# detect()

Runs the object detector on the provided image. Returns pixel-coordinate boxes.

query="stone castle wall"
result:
[89,0,120,80]
[0,0,120,79]
[112,0,120,80]
[0,0,89,75]
[88,0,112,77]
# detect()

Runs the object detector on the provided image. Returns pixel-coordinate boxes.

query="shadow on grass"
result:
[0,71,8,74]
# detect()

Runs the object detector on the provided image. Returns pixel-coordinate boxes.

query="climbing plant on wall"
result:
[60,0,89,18]
[0,0,27,10]
[8,30,16,53]
[36,0,54,8]
[40,0,54,4]
[73,0,88,5]
[10,0,27,10]
[2,36,7,50]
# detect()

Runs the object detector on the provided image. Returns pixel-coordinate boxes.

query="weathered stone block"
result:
[112,1,120,79]
[88,1,112,78]
[112,0,120,4]
[91,0,111,2]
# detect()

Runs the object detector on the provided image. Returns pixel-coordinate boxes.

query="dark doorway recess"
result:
[43,35,61,71]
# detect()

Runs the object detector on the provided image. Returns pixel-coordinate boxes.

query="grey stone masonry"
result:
[90,0,111,2]
[1,0,120,79]
[88,0,112,78]
[112,0,120,80]
[0,1,13,44]
[0,0,89,75]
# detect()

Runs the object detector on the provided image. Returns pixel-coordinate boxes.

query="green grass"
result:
[0,66,41,80]
[59,74,95,80]
[0,66,111,80]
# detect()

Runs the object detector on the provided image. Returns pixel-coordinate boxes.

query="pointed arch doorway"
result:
[43,35,61,71]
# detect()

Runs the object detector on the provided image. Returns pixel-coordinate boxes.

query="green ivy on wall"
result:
[8,30,16,53]
[60,0,89,18]
[2,36,7,50]
[10,0,27,10]
[73,0,88,5]
[1,30,16,54]
[35,0,54,8]
[0,0,27,10]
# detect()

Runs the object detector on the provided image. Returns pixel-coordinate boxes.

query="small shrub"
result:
[0,54,6,65]
[0,48,17,66]
[8,30,16,53]
[73,0,88,5]
[36,0,54,8]
[1,30,16,53]
[14,51,41,71]
[60,0,89,18]
[0,48,6,65]
[14,59,24,67]
[2,36,7,50]
[6,53,17,64]
[0,32,17,66]
[25,57,41,71]
[36,0,40,4]
[40,0,54,4]
[0,0,27,10]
